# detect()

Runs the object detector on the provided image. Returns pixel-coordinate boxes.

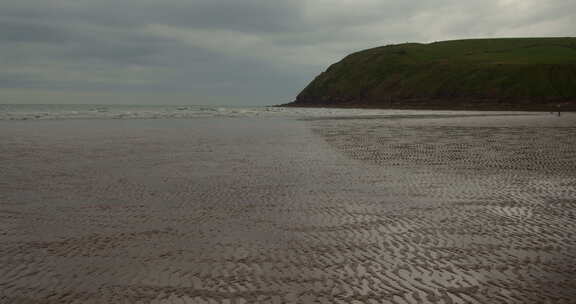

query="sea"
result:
[0,103,519,121]
[0,104,360,120]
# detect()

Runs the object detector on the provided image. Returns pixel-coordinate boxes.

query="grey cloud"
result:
[0,1,55,19]
[47,0,304,33]
[0,20,65,43]
[60,28,168,64]
[0,72,40,88]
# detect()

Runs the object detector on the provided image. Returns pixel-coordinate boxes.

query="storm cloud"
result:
[1,0,574,105]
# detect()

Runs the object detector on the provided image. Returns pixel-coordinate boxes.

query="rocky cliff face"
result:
[289,38,576,110]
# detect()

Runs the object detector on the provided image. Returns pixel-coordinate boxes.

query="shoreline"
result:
[277,101,576,112]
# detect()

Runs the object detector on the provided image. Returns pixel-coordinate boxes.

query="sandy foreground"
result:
[1,113,575,304]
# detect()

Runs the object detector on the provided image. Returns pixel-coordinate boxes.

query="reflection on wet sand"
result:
[1,113,575,303]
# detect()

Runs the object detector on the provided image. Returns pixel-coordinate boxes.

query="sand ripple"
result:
[1,114,575,303]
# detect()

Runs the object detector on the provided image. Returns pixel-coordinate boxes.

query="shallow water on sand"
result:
[1,113,575,303]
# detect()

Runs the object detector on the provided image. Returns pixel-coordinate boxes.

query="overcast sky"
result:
[1,0,574,105]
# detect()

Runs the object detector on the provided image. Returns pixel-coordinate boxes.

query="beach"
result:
[1,110,575,303]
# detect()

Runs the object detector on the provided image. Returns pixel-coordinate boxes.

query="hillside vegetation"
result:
[290,38,576,110]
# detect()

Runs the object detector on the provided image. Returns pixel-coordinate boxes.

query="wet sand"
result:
[1,113,575,303]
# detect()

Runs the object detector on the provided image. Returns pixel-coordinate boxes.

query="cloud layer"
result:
[1,0,574,104]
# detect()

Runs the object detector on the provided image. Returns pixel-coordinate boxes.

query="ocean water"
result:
[0,104,513,121]
[0,104,373,120]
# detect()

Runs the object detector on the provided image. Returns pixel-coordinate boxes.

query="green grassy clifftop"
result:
[290,38,576,110]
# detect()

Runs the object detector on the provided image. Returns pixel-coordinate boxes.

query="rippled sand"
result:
[1,113,575,303]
